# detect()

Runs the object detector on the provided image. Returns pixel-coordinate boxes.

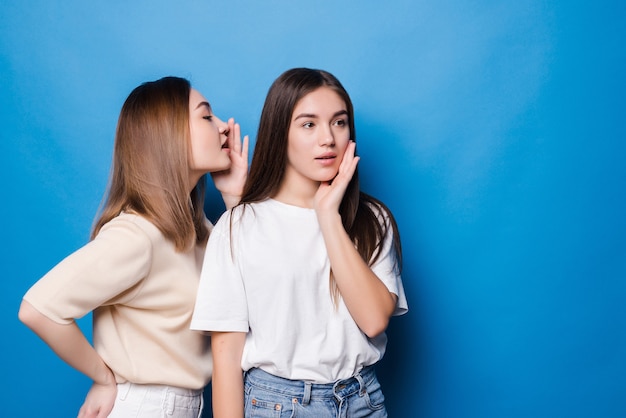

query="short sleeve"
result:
[191,210,249,332]
[22,217,153,324]
[370,208,409,316]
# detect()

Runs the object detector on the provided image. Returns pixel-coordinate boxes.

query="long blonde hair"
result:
[92,76,209,251]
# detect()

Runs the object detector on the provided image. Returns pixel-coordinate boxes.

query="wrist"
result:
[94,364,116,386]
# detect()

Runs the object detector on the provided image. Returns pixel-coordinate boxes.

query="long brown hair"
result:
[92,76,209,251]
[241,68,402,303]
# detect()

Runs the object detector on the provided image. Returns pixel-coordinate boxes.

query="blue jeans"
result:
[243,366,387,417]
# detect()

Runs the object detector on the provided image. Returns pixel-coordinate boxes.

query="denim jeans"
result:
[243,366,387,417]
[108,382,204,417]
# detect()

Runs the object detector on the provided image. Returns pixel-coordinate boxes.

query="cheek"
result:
[335,126,351,142]
[197,127,219,148]
[286,134,303,157]
[337,133,351,151]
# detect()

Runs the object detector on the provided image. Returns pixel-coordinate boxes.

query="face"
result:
[284,86,351,186]
[188,88,231,179]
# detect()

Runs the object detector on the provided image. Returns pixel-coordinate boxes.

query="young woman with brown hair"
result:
[191,68,408,417]
[19,76,248,418]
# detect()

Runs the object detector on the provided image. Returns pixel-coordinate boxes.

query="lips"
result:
[314,153,337,167]
[315,152,336,160]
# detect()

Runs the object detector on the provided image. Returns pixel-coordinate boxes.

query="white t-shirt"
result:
[191,198,407,383]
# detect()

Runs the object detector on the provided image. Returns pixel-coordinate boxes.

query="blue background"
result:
[2,1,625,417]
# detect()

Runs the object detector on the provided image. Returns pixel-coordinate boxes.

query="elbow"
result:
[18,299,42,331]
[18,300,34,327]
[361,316,390,339]
[360,296,396,338]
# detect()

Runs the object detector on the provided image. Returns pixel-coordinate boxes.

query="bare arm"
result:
[211,331,246,418]
[18,300,116,417]
[315,142,397,338]
[317,212,397,337]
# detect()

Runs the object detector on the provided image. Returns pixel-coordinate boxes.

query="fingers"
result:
[97,409,110,418]
[226,117,247,157]
[314,141,359,213]
[78,406,97,418]
[337,141,359,181]
[323,142,358,197]
[232,118,241,155]
[225,118,235,153]
[242,134,249,162]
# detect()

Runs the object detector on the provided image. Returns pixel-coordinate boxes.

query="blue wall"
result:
[2,1,625,416]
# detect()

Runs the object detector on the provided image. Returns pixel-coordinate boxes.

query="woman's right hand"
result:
[211,118,249,210]
[78,379,117,418]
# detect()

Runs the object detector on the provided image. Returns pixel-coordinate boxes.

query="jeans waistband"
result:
[244,365,377,400]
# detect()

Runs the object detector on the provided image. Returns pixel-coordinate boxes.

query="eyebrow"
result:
[294,109,348,120]
[195,101,212,112]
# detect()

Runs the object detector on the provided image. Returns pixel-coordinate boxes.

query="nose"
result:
[215,117,229,136]
[319,126,335,147]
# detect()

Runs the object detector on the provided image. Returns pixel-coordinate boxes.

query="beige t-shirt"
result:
[23,213,212,390]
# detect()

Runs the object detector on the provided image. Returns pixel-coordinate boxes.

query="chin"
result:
[205,163,231,173]
[317,174,338,182]
[217,162,232,172]
[216,156,233,171]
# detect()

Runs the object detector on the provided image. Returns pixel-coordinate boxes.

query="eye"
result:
[333,118,347,127]
[203,115,213,121]
[302,122,314,128]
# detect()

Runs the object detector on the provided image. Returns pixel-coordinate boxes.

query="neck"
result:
[273,176,319,209]
[188,172,203,193]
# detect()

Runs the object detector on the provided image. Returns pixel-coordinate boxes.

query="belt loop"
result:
[166,390,175,415]
[354,370,366,396]
[302,382,312,405]
[118,382,132,401]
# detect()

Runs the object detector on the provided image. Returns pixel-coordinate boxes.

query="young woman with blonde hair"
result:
[19,76,248,418]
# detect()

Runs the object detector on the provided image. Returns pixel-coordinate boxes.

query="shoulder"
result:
[209,201,276,242]
[96,212,161,249]
[216,201,267,225]
[101,212,157,232]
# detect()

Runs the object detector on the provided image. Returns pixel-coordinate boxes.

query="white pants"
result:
[108,382,204,417]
